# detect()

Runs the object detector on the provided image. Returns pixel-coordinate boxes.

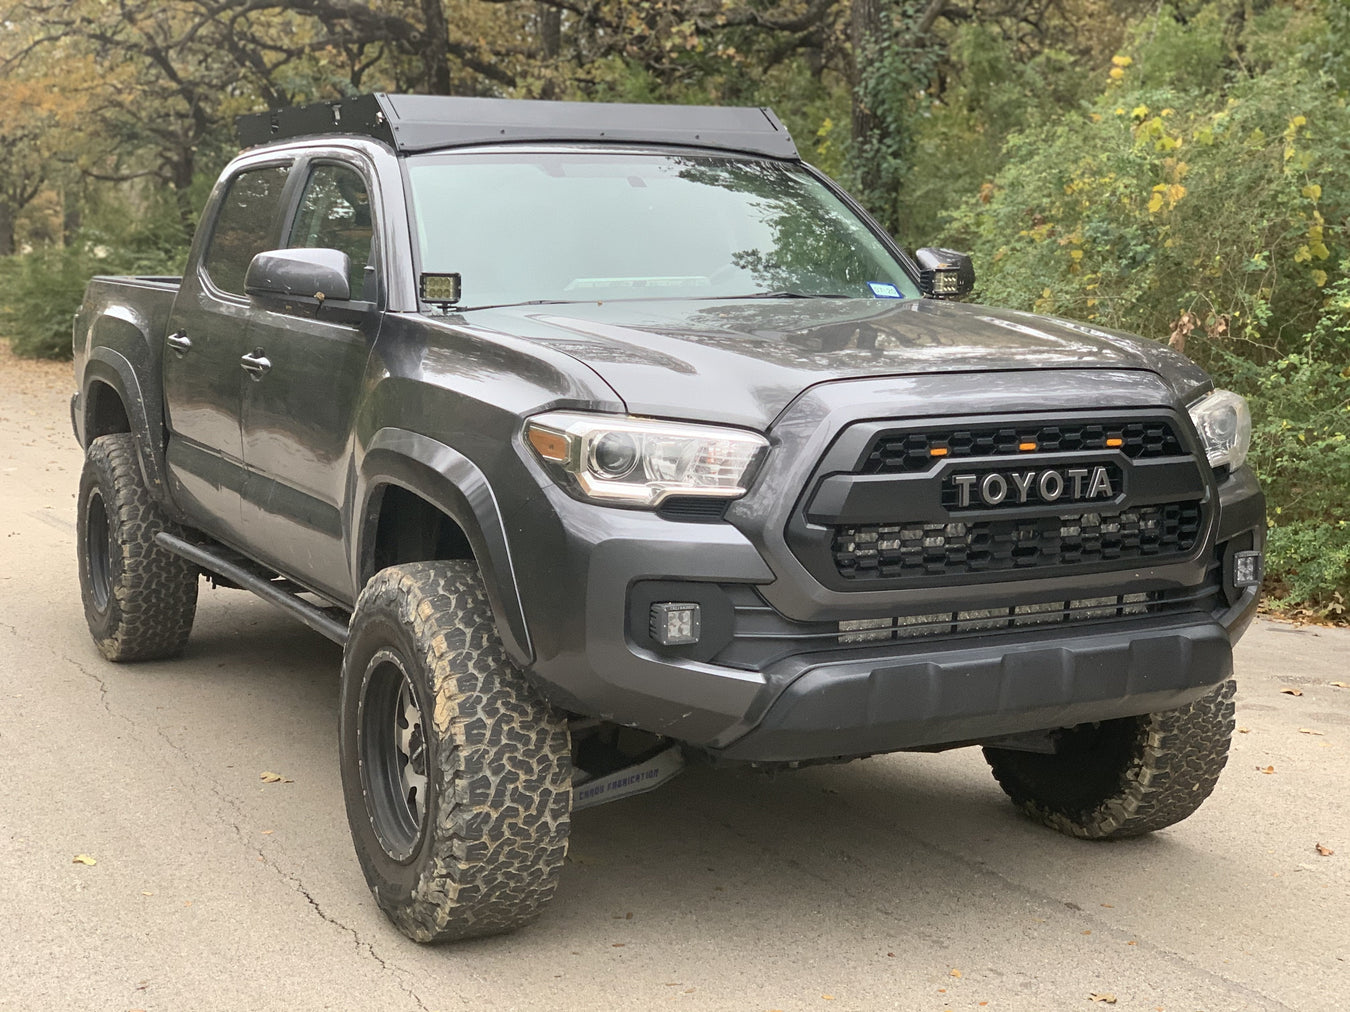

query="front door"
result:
[238,160,382,602]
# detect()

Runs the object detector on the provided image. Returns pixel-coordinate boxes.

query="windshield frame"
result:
[399,144,924,312]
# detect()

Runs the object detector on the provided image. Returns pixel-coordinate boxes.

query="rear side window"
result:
[203,164,291,295]
[287,163,375,299]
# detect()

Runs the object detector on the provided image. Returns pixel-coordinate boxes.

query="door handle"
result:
[166,332,192,356]
[240,348,272,380]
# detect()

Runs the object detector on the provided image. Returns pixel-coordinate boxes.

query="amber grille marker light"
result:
[929,446,949,457]
[1018,441,1037,452]
[1106,436,1124,448]
[528,427,569,461]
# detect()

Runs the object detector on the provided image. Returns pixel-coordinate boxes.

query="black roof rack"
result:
[236,93,800,160]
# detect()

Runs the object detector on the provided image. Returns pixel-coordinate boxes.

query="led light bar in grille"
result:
[839,594,1154,643]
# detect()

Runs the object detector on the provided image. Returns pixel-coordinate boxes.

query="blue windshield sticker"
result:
[868,282,902,298]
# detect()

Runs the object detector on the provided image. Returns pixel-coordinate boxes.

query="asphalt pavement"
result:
[1,349,1345,1012]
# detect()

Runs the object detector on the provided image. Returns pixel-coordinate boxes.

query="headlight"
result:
[1188,389,1251,469]
[525,411,768,507]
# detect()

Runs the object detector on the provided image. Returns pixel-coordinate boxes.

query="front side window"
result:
[406,152,919,309]
[288,163,376,300]
[203,164,291,296]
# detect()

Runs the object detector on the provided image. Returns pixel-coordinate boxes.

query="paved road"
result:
[1,349,1346,1012]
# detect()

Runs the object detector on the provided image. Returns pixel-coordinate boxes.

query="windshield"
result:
[405,151,920,308]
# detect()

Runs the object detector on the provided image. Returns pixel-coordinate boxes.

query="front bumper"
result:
[513,372,1266,761]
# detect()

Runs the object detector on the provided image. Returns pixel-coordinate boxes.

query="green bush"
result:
[934,2,1350,612]
[1225,269,1350,616]
[0,227,188,360]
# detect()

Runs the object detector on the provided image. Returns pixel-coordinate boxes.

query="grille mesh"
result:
[862,420,1184,474]
[832,503,1203,580]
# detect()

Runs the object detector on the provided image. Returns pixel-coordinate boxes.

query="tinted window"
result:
[203,165,291,295]
[406,153,919,308]
[288,164,375,299]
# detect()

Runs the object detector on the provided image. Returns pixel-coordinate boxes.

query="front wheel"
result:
[983,680,1236,840]
[339,561,572,942]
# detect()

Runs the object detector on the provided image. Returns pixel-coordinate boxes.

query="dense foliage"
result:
[0,0,1344,612]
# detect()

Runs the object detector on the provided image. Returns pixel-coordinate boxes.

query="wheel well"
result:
[369,484,474,580]
[86,381,131,440]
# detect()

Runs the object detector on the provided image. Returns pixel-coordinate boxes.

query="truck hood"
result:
[458,298,1205,429]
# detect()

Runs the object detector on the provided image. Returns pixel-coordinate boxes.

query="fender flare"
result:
[80,345,172,505]
[357,428,533,666]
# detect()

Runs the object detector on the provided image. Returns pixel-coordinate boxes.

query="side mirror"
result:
[915,247,975,300]
[245,248,351,302]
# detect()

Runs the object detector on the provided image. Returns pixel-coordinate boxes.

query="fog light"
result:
[650,602,700,646]
[1233,550,1263,588]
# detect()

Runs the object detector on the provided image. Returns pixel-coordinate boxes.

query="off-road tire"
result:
[339,561,572,943]
[983,679,1237,840]
[77,433,198,661]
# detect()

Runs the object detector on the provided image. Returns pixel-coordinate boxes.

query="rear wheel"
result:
[76,433,198,661]
[983,680,1236,839]
[339,561,572,942]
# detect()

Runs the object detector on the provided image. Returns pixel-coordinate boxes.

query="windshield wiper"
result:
[717,292,855,300]
[449,299,583,312]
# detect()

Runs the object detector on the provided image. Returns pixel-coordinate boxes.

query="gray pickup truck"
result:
[71,93,1265,943]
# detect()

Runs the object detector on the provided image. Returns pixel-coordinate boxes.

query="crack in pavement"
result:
[48,638,432,1012]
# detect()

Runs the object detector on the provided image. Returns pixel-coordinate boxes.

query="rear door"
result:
[163,161,293,547]
[237,157,383,602]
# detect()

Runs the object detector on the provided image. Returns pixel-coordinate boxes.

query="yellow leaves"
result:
[1108,68,1125,81]
[1115,107,1126,116]
[1281,687,1304,696]
[1313,270,1328,288]
[1147,183,1186,214]
[1284,114,1308,141]
[72,854,97,866]
[1303,183,1322,201]
[1131,105,1149,121]
[1315,843,1335,857]
[1111,55,1133,68]
[1089,994,1118,1004]
[260,771,293,784]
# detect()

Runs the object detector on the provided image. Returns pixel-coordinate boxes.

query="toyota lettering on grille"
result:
[950,465,1115,509]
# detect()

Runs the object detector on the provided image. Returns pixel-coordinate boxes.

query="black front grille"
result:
[863,419,1184,474]
[833,502,1203,581]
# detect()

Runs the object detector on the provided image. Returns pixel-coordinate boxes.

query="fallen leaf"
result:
[259,771,293,783]
[950,969,962,978]
[1100,903,1114,908]
[141,891,153,896]
[72,854,97,866]
[822,996,835,1001]
[887,952,895,958]
[1258,765,1275,774]
[1127,941,1138,946]
[611,943,625,948]
[1082,930,1092,935]
[1298,728,1324,735]
[1089,995,1117,1004]
[1280,687,1303,696]
[1329,681,1348,689]
[1315,843,1334,857]
[261,829,274,835]
[1238,727,1250,733]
